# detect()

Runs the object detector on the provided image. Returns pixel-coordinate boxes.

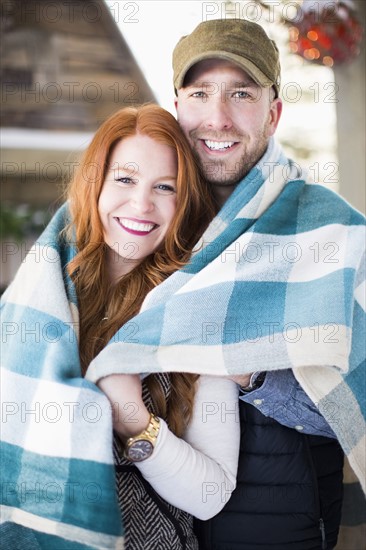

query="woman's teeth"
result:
[119,218,156,232]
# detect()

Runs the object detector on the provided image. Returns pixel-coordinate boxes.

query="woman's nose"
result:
[130,189,154,213]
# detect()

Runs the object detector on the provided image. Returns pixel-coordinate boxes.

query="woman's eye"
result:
[115,177,134,185]
[155,184,176,193]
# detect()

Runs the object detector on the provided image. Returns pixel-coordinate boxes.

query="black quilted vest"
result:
[195,400,344,550]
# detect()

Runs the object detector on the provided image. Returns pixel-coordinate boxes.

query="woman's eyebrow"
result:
[108,163,139,173]
[157,175,178,181]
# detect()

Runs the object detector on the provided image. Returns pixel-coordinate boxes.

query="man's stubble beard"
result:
[192,128,270,188]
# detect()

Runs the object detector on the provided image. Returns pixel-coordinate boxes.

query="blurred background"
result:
[1,1,365,546]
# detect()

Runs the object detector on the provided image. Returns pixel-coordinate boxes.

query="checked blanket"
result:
[1,138,365,549]
[1,215,123,546]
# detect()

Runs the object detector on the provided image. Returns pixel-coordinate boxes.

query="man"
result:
[172,19,364,550]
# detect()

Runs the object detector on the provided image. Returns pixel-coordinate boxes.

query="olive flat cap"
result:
[173,19,281,97]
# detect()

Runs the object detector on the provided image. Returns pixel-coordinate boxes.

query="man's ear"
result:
[174,97,178,112]
[268,98,282,136]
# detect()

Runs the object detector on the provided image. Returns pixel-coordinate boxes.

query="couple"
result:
[1,18,365,550]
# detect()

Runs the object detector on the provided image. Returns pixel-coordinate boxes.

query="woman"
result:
[66,104,240,549]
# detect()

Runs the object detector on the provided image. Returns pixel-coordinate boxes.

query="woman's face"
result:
[98,133,178,278]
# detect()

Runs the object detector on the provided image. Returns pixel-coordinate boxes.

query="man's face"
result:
[175,59,282,202]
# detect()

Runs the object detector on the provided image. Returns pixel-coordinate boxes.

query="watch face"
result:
[127,439,154,462]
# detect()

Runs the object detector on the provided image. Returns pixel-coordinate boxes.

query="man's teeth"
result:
[120,218,155,232]
[204,140,235,150]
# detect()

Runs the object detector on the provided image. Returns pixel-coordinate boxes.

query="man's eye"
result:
[232,91,250,99]
[191,91,206,98]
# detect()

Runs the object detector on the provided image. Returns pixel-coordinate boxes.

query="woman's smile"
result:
[115,217,159,236]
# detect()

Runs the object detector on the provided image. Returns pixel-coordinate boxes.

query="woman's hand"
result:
[97,374,150,439]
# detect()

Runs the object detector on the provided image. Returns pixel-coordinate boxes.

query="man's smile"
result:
[199,139,239,154]
[204,139,236,151]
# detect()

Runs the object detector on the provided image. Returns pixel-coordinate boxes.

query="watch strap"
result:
[124,413,160,460]
[240,371,266,393]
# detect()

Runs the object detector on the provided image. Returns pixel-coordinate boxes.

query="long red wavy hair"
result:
[66,104,216,436]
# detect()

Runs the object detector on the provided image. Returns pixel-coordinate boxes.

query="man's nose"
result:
[204,97,233,131]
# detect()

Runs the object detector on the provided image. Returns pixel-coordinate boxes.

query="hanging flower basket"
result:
[286,0,363,67]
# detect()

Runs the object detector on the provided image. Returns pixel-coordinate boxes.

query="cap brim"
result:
[175,50,274,90]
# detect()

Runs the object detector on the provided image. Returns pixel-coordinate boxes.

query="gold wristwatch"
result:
[124,413,160,462]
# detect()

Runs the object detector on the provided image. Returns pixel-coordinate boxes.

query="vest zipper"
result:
[304,436,327,549]
[319,518,327,549]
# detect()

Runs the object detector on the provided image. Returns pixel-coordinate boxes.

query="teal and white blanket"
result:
[1,138,365,548]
